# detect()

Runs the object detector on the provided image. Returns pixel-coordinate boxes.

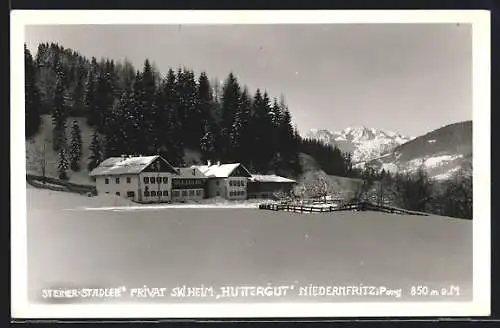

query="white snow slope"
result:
[26,185,472,304]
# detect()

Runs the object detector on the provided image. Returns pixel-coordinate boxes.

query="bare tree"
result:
[292,184,307,204]
[307,175,329,203]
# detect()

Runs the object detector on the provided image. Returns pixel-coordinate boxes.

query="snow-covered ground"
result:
[26,187,472,304]
[406,154,463,170]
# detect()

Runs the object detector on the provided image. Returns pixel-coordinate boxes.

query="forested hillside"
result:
[25,42,353,179]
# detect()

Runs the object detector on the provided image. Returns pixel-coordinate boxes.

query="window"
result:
[189,190,195,196]
[174,191,180,197]
[182,190,188,196]
[126,177,131,183]
[116,177,120,184]
[156,177,161,183]
[163,177,168,184]
[116,192,120,196]
[196,190,201,196]
[151,191,156,197]
[163,190,168,196]
[105,178,109,184]
[216,181,219,186]
[216,191,220,196]
[150,177,155,184]
[144,177,149,184]
[144,191,150,197]
[127,191,135,198]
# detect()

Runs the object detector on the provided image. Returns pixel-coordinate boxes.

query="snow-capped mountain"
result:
[305,126,411,163]
[354,121,472,180]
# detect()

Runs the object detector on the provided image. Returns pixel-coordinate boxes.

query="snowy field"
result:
[26,186,472,304]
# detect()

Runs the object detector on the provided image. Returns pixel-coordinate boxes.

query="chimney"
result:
[217,161,221,166]
[192,168,196,176]
[207,160,212,166]
[121,154,127,160]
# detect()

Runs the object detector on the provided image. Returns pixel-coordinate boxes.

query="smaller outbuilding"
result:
[247,174,297,199]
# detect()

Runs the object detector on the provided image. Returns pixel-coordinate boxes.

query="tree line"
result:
[353,164,472,220]
[25,42,353,180]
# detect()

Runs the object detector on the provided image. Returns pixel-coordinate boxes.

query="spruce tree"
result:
[25,44,41,138]
[220,72,241,160]
[200,119,217,162]
[141,59,159,153]
[131,71,147,154]
[230,88,252,164]
[69,120,82,171]
[51,61,68,151]
[158,68,183,164]
[84,71,97,126]
[57,146,69,180]
[196,72,215,149]
[88,130,102,171]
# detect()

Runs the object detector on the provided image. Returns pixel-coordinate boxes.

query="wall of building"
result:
[138,172,174,203]
[171,188,205,202]
[225,177,248,200]
[95,174,141,202]
[206,178,225,198]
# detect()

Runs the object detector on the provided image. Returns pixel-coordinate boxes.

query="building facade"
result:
[193,162,253,200]
[90,155,179,203]
[171,167,207,202]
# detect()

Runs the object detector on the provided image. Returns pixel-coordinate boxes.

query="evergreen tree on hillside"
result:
[249,89,275,172]
[276,100,301,176]
[157,68,183,164]
[57,146,69,180]
[230,88,252,164]
[25,44,41,138]
[141,59,159,153]
[113,86,137,156]
[71,60,87,116]
[51,61,68,151]
[200,119,218,162]
[131,71,148,154]
[84,71,97,126]
[178,69,199,149]
[196,72,215,147]
[220,73,241,160]
[69,120,82,171]
[88,130,102,171]
[94,65,115,133]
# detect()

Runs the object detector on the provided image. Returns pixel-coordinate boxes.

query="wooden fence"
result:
[258,201,429,216]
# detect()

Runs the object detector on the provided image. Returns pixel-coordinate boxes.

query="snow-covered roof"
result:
[250,174,296,183]
[89,155,173,176]
[174,167,207,179]
[192,163,250,178]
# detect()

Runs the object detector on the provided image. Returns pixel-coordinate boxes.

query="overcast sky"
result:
[25,24,472,137]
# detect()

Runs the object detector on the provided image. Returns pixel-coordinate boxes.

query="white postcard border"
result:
[11,9,491,318]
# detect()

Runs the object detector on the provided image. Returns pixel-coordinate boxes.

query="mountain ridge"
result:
[304,126,411,163]
[355,120,472,180]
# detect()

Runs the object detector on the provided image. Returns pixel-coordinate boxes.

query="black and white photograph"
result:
[11,10,490,318]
